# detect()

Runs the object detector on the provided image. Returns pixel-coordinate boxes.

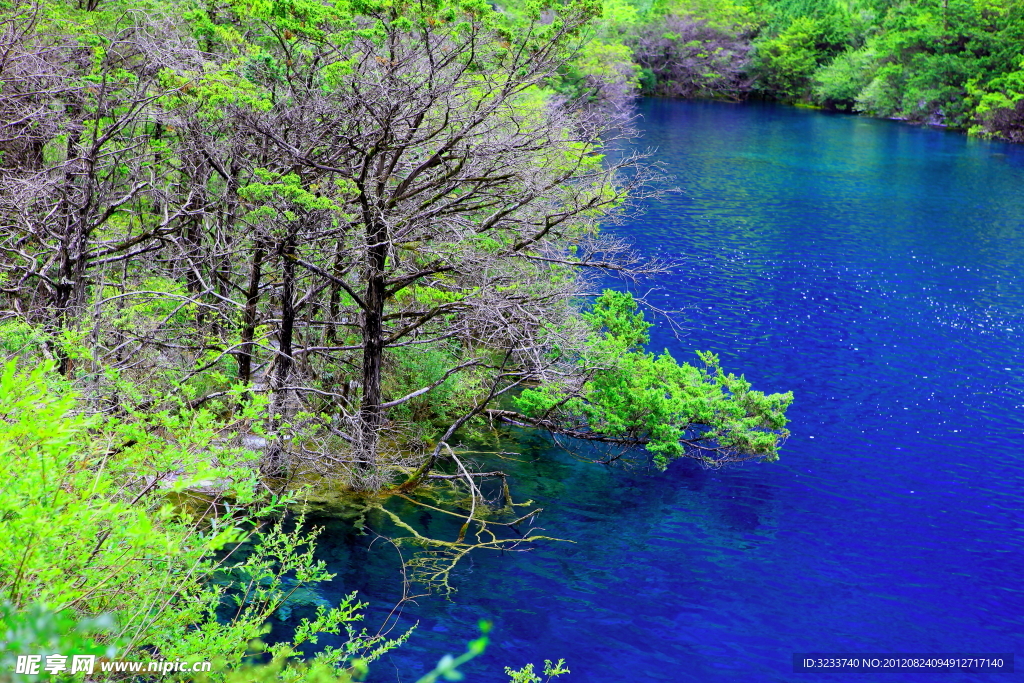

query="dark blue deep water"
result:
[308,100,1024,681]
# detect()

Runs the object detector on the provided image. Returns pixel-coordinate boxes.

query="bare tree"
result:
[157,0,659,482]
[631,15,753,100]
[0,3,208,375]
[1,0,786,500]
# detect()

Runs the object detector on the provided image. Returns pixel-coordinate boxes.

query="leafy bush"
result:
[813,47,878,110]
[514,291,793,470]
[0,603,118,683]
[0,360,561,681]
[751,16,832,101]
[0,361,409,680]
[968,58,1024,141]
[505,658,571,683]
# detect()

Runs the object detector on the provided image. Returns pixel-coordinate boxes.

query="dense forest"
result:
[569,0,1024,141]
[10,0,1017,680]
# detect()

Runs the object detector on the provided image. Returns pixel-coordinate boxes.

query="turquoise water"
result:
[304,100,1024,681]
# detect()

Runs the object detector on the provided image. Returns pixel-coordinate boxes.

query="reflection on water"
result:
[295,100,1024,682]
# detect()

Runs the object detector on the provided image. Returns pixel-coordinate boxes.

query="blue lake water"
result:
[307,99,1024,682]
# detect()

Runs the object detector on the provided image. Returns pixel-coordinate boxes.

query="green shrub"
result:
[0,361,409,680]
[751,17,829,100]
[813,47,878,109]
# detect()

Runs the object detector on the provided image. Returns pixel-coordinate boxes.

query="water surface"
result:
[307,100,1024,682]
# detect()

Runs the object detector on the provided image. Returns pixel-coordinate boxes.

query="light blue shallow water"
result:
[303,99,1024,682]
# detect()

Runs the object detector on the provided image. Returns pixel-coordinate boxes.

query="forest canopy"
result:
[548,0,1024,141]
[0,0,792,485]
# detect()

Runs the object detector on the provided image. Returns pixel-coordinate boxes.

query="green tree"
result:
[813,46,878,109]
[495,291,792,469]
[752,16,833,100]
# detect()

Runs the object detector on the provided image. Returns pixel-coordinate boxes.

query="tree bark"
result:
[237,241,265,384]
[357,218,388,471]
[271,234,297,412]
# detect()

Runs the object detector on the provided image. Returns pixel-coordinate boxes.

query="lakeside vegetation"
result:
[0,0,803,678]
[565,0,1024,141]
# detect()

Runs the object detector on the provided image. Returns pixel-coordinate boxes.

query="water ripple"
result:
[308,100,1024,682]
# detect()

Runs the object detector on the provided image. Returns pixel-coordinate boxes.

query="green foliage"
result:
[967,56,1024,141]
[658,0,759,32]
[380,341,500,442]
[813,46,878,109]
[576,40,643,91]
[595,0,1024,139]
[0,361,193,613]
[0,321,46,355]
[0,602,491,683]
[0,603,118,683]
[45,0,1019,141]
[582,288,652,347]
[515,291,792,470]
[505,658,571,683]
[751,16,835,100]
[0,361,412,681]
[805,0,1024,128]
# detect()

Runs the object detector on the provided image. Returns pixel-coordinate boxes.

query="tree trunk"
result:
[237,241,265,384]
[326,236,348,345]
[357,221,388,471]
[52,128,86,376]
[265,233,297,475]
[271,234,296,414]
